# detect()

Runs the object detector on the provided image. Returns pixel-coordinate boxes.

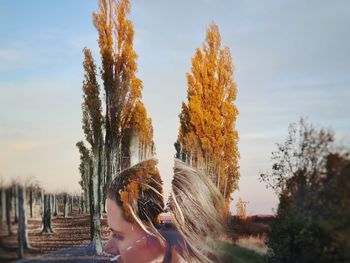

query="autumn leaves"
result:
[176,23,239,207]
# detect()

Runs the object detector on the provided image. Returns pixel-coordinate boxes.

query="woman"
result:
[104,158,226,263]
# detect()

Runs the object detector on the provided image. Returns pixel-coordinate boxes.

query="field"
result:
[0,213,111,262]
[0,214,271,262]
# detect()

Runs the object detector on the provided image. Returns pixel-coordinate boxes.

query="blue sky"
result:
[0,0,349,214]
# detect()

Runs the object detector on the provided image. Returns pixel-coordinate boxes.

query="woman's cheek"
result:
[104,238,120,255]
[120,247,141,263]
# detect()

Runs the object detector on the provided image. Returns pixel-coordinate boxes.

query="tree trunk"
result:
[1,189,6,222]
[50,194,53,216]
[42,194,53,233]
[81,193,85,213]
[70,195,73,214]
[13,185,19,223]
[6,189,13,235]
[18,186,30,258]
[53,194,57,216]
[63,193,69,218]
[84,162,90,213]
[40,189,44,220]
[223,178,228,200]
[90,146,102,254]
[84,186,89,213]
[17,187,24,258]
[105,131,112,197]
[29,188,33,218]
[101,147,107,214]
[78,195,81,214]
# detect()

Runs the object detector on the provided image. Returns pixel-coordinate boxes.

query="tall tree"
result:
[81,47,104,254]
[176,23,239,205]
[93,0,145,180]
[78,2,156,254]
[93,0,115,190]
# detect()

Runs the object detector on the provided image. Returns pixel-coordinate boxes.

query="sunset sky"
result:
[0,0,349,214]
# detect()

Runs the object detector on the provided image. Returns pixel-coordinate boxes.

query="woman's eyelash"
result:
[112,233,124,241]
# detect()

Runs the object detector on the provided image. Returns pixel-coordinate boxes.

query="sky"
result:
[0,0,349,215]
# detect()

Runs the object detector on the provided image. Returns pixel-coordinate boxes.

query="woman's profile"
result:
[104,158,226,263]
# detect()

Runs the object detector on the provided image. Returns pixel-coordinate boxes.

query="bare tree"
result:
[260,118,334,195]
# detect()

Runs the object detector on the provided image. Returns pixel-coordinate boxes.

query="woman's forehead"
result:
[106,198,129,229]
[106,198,119,212]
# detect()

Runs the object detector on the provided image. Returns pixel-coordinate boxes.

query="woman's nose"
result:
[104,238,120,255]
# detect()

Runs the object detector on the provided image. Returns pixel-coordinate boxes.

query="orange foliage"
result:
[93,0,155,173]
[177,23,239,205]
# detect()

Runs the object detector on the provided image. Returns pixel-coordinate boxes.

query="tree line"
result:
[0,179,82,258]
[77,0,240,254]
[76,0,156,254]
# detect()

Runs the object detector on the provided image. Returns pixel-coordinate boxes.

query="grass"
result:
[236,235,268,255]
[220,242,267,263]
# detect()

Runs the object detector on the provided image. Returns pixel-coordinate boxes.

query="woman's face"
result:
[105,198,165,263]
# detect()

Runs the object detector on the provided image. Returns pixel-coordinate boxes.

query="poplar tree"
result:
[78,2,157,255]
[93,0,149,180]
[81,47,104,254]
[176,23,239,205]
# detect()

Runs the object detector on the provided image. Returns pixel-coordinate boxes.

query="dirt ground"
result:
[0,212,112,262]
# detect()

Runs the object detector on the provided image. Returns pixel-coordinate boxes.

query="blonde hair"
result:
[107,158,226,263]
[169,159,226,263]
